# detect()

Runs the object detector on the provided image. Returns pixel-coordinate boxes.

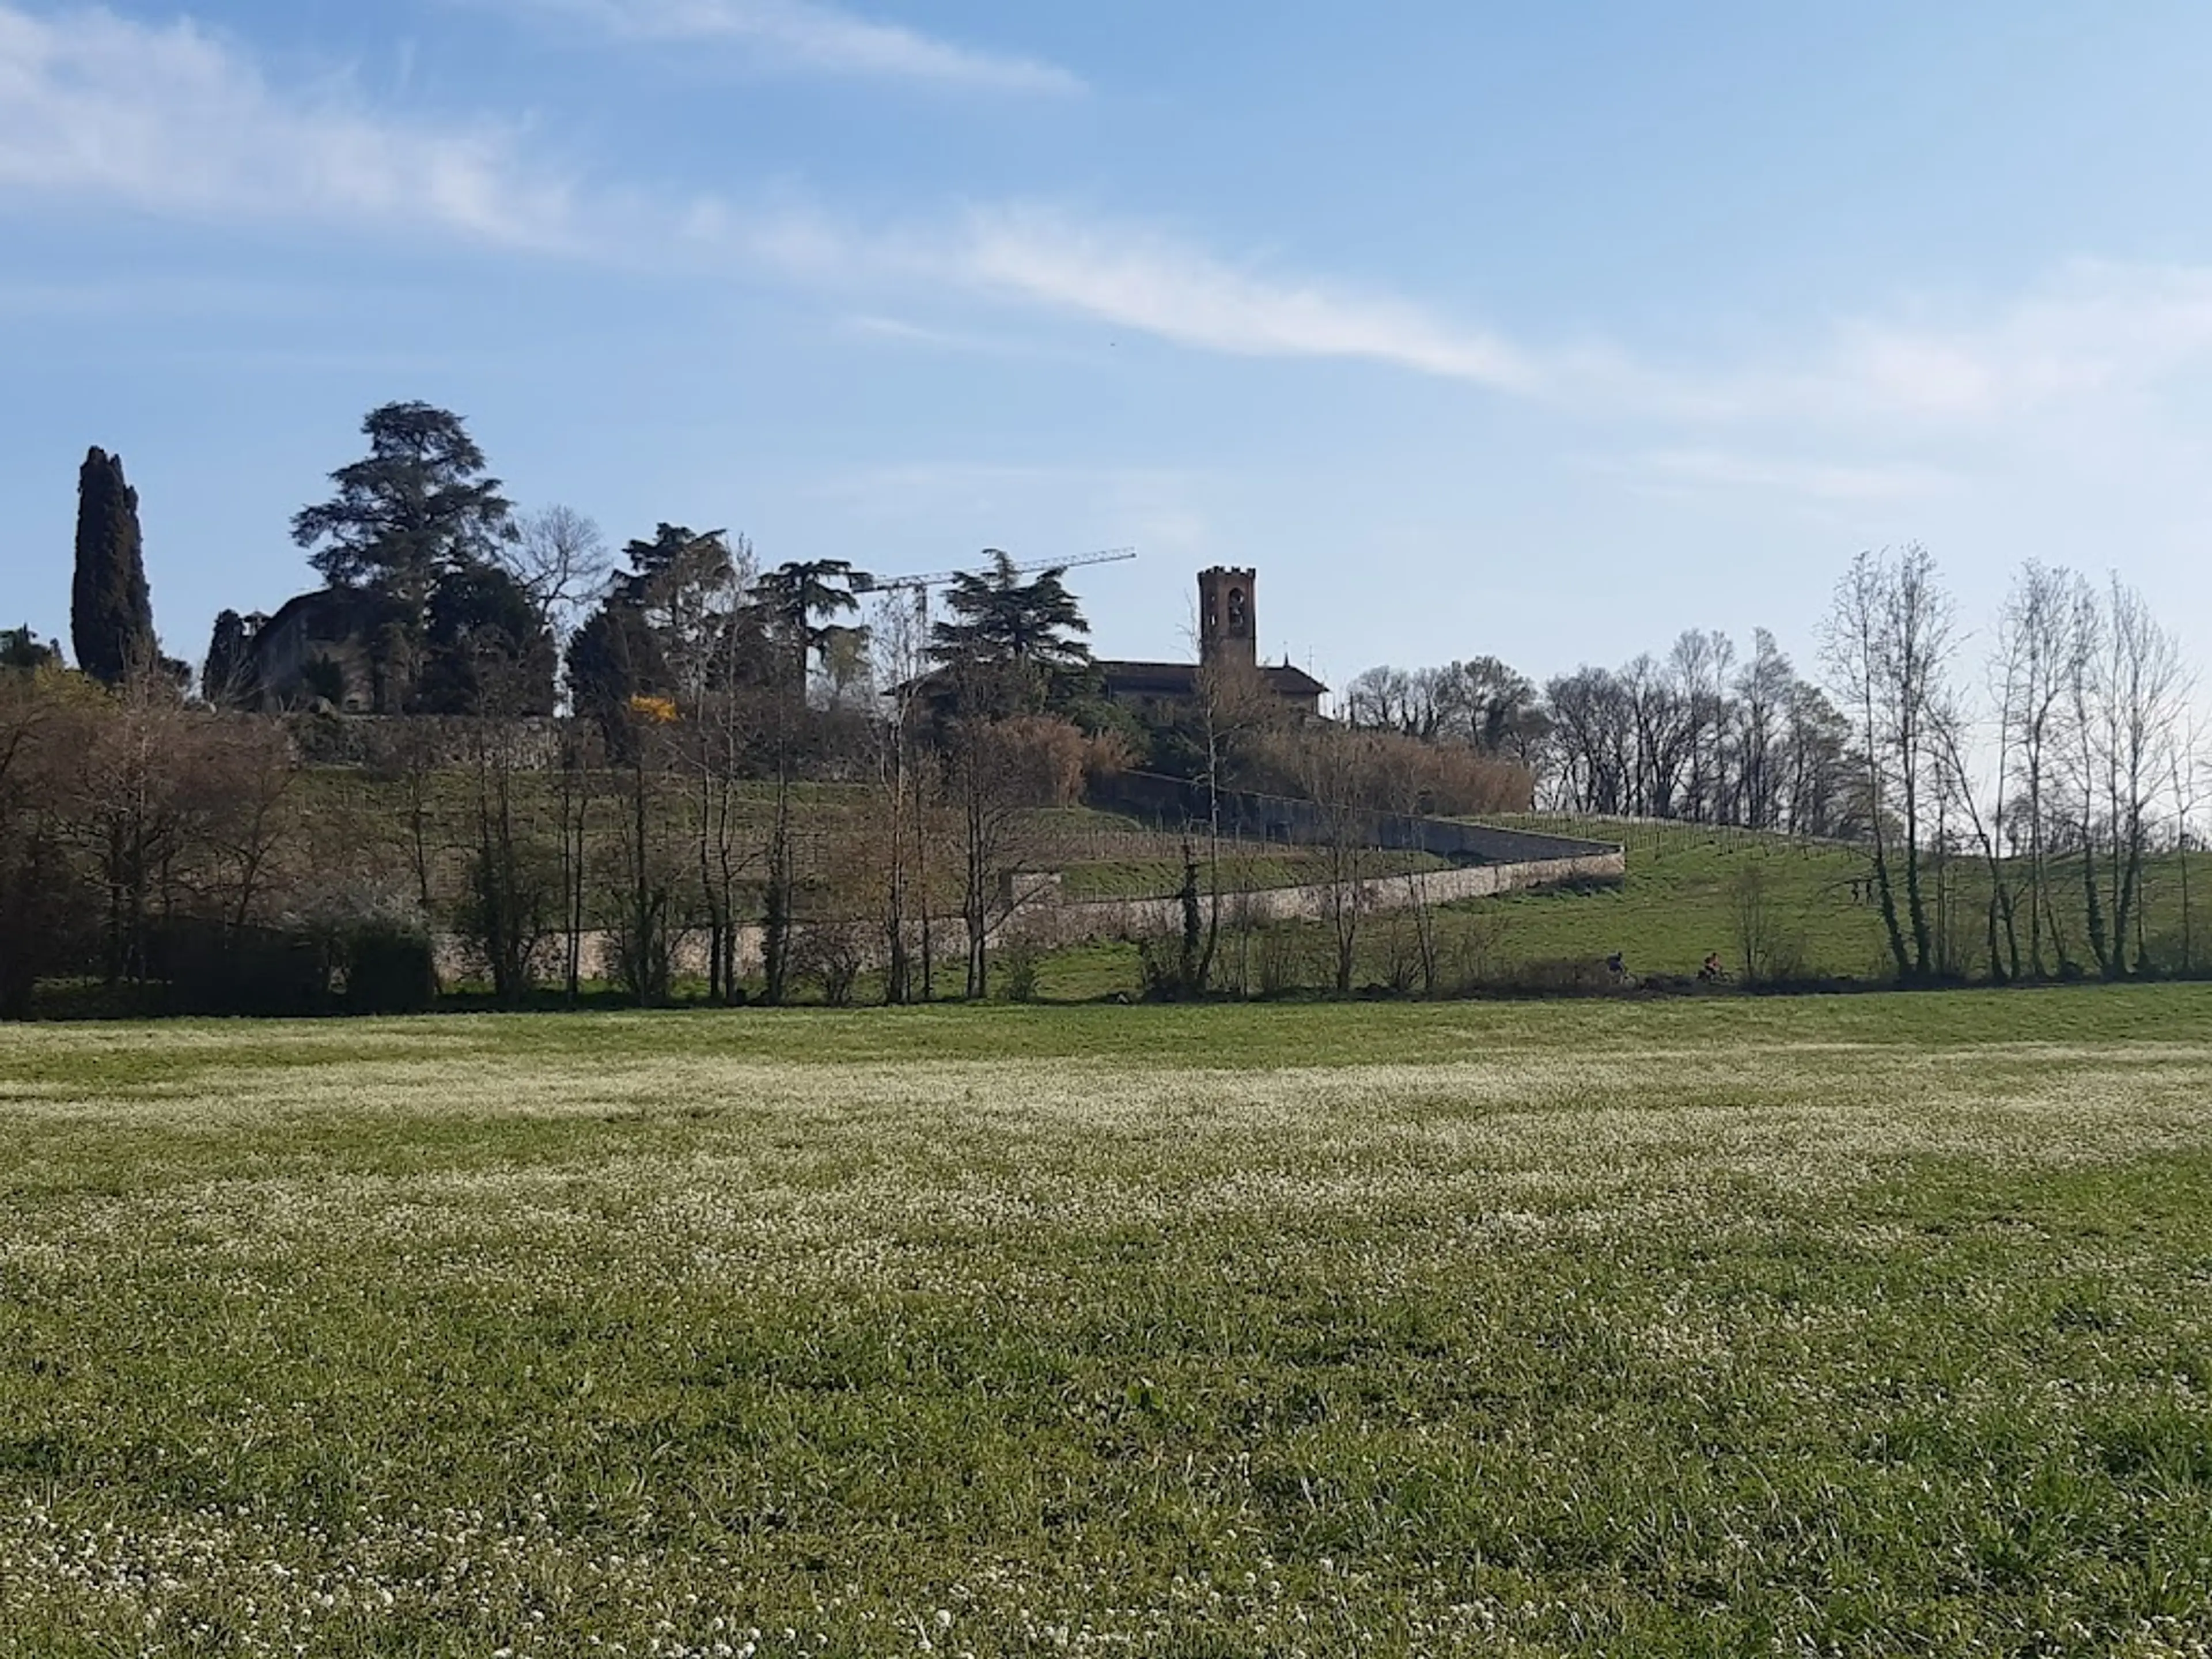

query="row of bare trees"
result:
[0,658,1119,1014]
[1126,656,1532,999]
[0,671,304,1014]
[1827,547,2201,983]
[1346,632,1861,836]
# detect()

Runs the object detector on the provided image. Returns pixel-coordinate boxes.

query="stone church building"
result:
[1096,566,1327,719]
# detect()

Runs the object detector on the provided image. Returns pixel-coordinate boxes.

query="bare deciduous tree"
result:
[0,668,94,1013]
[943,714,1081,999]
[71,674,232,986]
[1995,563,2081,976]
[2096,577,2190,975]
[1824,547,1956,983]
[869,593,928,1003]
[1265,725,1381,994]
[2172,711,2206,975]
[204,717,299,933]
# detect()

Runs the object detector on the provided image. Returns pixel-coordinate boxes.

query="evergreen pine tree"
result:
[71,446,154,684]
[292,403,513,624]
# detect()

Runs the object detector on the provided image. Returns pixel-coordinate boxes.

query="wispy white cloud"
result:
[490,0,1081,94]
[19,1,2212,457]
[945,206,1548,393]
[1752,263,2212,425]
[0,3,579,247]
[836,312,1089,363]
[0,272,328,318]
[1623,448,1956,502]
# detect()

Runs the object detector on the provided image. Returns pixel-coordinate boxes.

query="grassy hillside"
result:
[6,989,2212,1653]
[1467,819,2212,983]
[289,768,1446,920]
[1032,819,2212,1001]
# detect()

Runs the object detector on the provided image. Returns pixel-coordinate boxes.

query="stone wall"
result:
[283,713,566,770]
[1006,850,1625,948]
[432,846,1626,985]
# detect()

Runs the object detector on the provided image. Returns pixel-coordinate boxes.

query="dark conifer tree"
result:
[291,403,514,627]
[417,566,556,715]
[566,599,668,746]
[71,447,154,684]
[928,550,1094,717]
[1,626,63,671]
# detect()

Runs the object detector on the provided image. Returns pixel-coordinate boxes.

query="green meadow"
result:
[1036,822,2212,1000]
[5,988,2212,1654]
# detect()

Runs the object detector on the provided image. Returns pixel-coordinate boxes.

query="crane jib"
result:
[853,548,1136,595]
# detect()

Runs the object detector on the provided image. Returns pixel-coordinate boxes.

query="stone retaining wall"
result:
[433,847,1626,984]
[1014,850,1624,945]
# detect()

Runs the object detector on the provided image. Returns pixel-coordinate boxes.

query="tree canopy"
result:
[756,559,869,691]
[417,566,556,716]
[931,552,1092,672]
[928,552,1094,718]
[568,524,740,736]
[71,447,154,685]
[1,626,63,672]
[291,403,514,623]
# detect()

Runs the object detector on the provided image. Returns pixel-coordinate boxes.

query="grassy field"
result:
[6,989,2212,1654]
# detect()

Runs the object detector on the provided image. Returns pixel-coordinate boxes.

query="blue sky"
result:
[5,1,2212,693]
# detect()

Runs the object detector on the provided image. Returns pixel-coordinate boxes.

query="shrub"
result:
[1255,925,1315,998]
[341,922,437,1013]
[1494,956,1617,995]
[145,919,332,1017]
[997,934,1044,1004]
[1445,908,1516,992]
[1134,931,1182,1001]
[794,919,866,1007]
[286,879,439,1014]
[0,826,90,1018]
[1378,914,1425,995]
[1730,862,1809,985]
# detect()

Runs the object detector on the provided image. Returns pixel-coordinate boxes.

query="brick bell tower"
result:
[1197,566,1258,672]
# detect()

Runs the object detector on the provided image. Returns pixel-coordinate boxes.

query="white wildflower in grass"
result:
[2,985,2211,1653]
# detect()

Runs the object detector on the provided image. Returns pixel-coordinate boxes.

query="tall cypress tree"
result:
[71,446,154,685]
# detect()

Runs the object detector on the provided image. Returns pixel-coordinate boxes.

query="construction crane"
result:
[852,546,1136,603]
[853,546,1137,646]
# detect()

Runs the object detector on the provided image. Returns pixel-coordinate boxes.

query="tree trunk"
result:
[763,761,794,1006]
